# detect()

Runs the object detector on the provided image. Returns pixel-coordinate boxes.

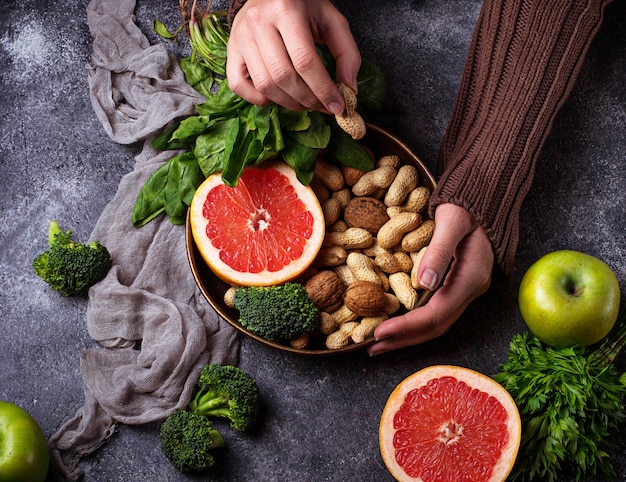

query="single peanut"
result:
[351,315,388,344]
[352,165,397,197]
[377,212,422,249]
[375,266,390,292]
[334,264,356,286]
[363,241,392,258]
[376,155,401,169]
[322,197,342,225]
[314,246,348,267]
[384,164,419,206]
[325,321,359,350]
[403,186,431,213]
[342,165,365,186]
[309,176,330,203]
[323,189,352,226]
[383,292,401,315]
[318,312,338,335]
[314,159,345,191]
[327,304,359,326]
[332,187,352,207]
[389,272,419,311]
[337,82,357,116]
[410,246,428,289]
[289,332,309,350]
[324,227,373,249]
[224,286,237,308]
[346,252,381,285]
[329,220,349,232]
[402,219,435,252]
[375,251,413,274]
[335,83,365,140]
[336,112,366,140]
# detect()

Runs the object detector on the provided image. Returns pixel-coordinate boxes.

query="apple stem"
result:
[591,304,626,366]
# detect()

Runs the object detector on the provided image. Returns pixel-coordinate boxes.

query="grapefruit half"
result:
[379,365,521,482]
[190,162,325,286]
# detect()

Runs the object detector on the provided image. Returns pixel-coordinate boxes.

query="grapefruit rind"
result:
[190,162,325,287]
[379,365,521,482]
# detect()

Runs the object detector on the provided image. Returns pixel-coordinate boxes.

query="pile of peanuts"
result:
[297,153,434,350]
[221,146,435,352]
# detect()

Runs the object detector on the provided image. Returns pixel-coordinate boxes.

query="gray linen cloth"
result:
[47,0,239,479]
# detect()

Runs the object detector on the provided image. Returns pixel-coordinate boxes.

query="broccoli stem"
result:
[48,219,63,246]
[208,428,226,449]
[189,390,229,415]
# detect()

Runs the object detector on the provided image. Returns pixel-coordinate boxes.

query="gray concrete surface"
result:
[1,0,625,481]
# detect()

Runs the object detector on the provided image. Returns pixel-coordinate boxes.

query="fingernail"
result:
[420,269,438,291]
[328,101,342,115]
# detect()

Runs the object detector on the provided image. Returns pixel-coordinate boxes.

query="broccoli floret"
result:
[233,283,320,342]
[32,219,112,296]
[189,364,260,432]
[159,409,225,473]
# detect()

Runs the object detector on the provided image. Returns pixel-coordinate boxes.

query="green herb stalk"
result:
[494,307,626,481]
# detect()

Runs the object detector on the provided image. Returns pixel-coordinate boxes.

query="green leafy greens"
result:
[493,310,626,481]
[132,11,386,227]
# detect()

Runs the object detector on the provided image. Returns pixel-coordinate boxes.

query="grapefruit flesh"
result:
[380,365,521,482]
[190,162,325,286]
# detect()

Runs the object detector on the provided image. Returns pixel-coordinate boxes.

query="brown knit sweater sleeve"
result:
[430,0,612,275]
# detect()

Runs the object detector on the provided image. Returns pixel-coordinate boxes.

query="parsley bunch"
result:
[494,311,626,481]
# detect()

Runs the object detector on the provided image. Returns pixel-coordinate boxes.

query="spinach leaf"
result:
[356,59,387,112]
[327,122,374,171]
[196,80,246,117]
[179,56,214,98]
[278,108,312,132]
[170,116,214,144]
[151,122,187,151]
[132,161,168,227]
[281,137,318,185]
[287,111,330,149]
[194,118,238,177]
[164,152,204,224]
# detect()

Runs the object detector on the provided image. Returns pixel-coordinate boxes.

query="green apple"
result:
[0,400,49,482]
[518,250,621,347]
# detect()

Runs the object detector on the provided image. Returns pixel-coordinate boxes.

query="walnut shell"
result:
[343,280,387,317]
[343,197,390,234]
[305,270,345,313]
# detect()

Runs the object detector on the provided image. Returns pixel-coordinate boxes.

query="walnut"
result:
[343,196,390,234]
[304,270,345,313]
[343,280,387,317]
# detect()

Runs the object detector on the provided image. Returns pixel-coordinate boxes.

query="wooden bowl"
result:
[186,124,437,355]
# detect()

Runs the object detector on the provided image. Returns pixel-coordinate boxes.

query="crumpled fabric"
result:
[47,1,239,480]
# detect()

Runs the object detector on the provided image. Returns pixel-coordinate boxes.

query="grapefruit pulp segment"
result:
[190,162,325,286]
[379,365,521,482]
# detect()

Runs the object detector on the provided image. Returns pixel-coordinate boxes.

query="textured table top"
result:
[1,1,625,480]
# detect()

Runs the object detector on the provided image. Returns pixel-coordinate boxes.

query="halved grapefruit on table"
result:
[379,365,521,482]
[190,162,325,287]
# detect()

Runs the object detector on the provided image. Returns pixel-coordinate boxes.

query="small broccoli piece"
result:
[233,282,320,342]
[32,219,112,296]
[159,409,225,473]
[189,364,260,432]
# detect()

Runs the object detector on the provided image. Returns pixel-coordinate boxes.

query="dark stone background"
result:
[1,0,625,480]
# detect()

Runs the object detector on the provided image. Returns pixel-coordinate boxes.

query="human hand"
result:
[226,0,361,114]
[367,203,494,356]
